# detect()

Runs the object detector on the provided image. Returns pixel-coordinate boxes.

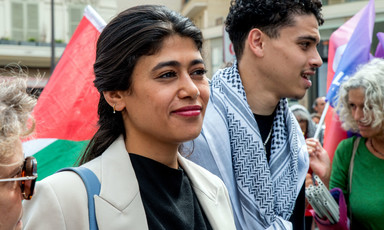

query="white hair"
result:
[335,58,384,132]
[0,68,37,162]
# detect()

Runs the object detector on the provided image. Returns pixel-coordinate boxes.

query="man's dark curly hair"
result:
[226,0,324,60]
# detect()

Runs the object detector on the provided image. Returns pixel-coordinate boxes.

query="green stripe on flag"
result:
[34,139,89,181]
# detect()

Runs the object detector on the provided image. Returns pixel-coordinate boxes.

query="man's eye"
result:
[300,42,310,49]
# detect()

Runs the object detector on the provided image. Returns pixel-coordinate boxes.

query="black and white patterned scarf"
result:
[202,63,309,229]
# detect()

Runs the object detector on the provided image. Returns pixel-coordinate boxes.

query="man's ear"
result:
[103,91,126,112]
[247,28,265,57]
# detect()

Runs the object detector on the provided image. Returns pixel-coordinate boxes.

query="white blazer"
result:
[22,136,236,230]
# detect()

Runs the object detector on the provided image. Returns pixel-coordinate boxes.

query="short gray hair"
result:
[0,68,37,162]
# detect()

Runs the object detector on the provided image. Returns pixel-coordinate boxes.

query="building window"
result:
[11,1,39,41]
[211,38,224,75]
[68,5,85,38]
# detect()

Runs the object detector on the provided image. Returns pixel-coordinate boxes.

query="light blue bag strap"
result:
[57,167,100,230]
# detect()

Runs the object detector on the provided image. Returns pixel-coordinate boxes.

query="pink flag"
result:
[324,0,375,160]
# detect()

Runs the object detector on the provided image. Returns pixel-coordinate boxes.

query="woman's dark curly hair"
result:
[78,5,203,165]
[226,0,324,60]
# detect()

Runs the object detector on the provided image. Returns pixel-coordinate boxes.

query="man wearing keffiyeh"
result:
[188,1,325,229]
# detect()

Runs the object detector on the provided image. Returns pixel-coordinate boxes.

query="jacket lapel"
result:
[178,155,235,229]
[93,136,149,230]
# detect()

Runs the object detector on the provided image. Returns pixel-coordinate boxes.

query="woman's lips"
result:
[172,105,202,117]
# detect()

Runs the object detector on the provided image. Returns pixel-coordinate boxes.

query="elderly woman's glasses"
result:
[0,156,37,200]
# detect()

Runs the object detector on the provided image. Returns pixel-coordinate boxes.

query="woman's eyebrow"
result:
[151,59,205,73]
[191,59,205,66]
[151,61,180,72]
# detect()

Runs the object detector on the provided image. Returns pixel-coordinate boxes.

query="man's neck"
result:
[238,60,280,115]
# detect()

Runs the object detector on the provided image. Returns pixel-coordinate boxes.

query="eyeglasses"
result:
[0,156,37,200]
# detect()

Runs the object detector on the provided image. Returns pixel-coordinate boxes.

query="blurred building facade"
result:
[1,0,384,108]
[0,0,117,89]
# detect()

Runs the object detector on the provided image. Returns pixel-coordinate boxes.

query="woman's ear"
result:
[103,91,126,112]
[247,28,265,57]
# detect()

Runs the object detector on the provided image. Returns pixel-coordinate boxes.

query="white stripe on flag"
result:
[23,138,58,157]
[84,5,106,33]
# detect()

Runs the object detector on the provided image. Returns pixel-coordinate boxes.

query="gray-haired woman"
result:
[330,58,384,229]
[0,76,37,230]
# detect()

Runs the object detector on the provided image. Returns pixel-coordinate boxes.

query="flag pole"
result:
[50,0,56,74]
[314,101,329,140]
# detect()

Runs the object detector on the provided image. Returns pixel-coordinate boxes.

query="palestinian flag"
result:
[23,5,106,181]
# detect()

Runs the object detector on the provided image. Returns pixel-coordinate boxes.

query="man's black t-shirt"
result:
[254,112,306,230]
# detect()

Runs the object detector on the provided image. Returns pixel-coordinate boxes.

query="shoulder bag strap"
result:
[347,136,360,223]
[57,167,101,230]
[348,137,360,193]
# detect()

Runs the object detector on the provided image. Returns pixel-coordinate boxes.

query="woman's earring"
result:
[113,104,116,114]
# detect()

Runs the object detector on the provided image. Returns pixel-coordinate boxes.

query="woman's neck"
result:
[368,136,384,159]
[125,136,180,169]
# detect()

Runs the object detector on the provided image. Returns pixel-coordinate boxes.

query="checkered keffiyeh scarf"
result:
[206,62,309,229]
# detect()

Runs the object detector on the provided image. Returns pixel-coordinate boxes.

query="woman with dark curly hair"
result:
[189,0,325,229]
